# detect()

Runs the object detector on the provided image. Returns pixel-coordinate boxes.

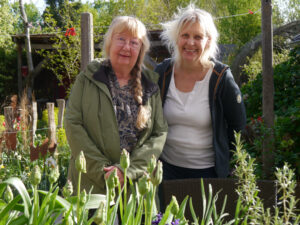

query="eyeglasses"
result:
[113,35,141,50]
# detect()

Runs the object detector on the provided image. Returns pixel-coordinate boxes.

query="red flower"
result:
[248,9,254,14]
[65,27,76,36]
[2,121,5,127]
[257,116,263,122]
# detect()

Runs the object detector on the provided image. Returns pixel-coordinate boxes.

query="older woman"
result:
[65,16,167,194]
[155,4,246,180]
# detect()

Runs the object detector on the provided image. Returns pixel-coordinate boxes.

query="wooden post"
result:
[47,103,56,144]
[4,106,17,150]
[4,107,14,132]
[32,101,37,141]
[56,99,65,128]
[261,0,274,178]
[81,12,94,71]
[17,43,23,97]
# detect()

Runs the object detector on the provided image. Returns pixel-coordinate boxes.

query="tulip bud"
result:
[171,196,179,215]
[151,160,162,186]
[30,165,41,186]
[138,174,150,195]
[4,185,13,203]
[75,151,86,173]
[62,180,73,198]
[106,169,118,190]
[147,155,156,174]
[120,149,130,170]
[79,189,87,206]
[94,201,106,224]
[49,165,60,184]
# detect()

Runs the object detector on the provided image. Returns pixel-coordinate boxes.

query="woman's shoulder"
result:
[154,58,173,75]
[142,67,160,83]
[211,59,230,75]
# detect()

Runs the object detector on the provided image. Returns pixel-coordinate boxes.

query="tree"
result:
[214,0,261,48]
[0,0,16,48]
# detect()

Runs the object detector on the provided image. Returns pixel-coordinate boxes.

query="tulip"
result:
[75,151,86,173]
[79,189,87,206]
[62,180,73,198]
[106,168,118,190]
[171,196,179,215]
[147,155,156,174]
[138,173,150,196]
[94,201,106,224]
[49,165,60,184]
[151,160,162,186]
[120,149,130,170]
[30,165,41,186]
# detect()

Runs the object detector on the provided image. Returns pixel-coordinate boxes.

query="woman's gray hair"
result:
[103,16,150,62]
[160,4,219,66]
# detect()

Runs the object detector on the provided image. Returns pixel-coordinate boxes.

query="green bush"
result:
[241,46,300,179]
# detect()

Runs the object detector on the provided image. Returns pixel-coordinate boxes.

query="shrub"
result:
[241,46,300,179]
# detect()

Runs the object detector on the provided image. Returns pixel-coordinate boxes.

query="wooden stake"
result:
[47,103,56,144]
[4,107,14,132]
[56,99,65,129]
[32,101,37,141]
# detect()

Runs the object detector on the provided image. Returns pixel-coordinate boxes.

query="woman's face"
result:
[109,31,142,70]
[177,22,209,63]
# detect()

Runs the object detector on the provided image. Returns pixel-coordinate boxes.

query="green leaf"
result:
[189,198,199,225]
[0,196,22,224]
[7,214,28,225]
[158,200,174,225]
[175,195,189,220]
[122,195,135,225]
[3,177,32,218]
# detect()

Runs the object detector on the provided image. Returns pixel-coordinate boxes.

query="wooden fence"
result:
[3,99,65,150]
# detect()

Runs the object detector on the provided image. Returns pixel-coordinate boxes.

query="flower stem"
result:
[77,171,82,220]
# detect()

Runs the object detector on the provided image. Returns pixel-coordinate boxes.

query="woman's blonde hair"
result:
[103,16,151,130]
[160,4,219,67]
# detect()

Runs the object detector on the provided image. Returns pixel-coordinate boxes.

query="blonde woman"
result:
[155,5,246,180]
[65,16,167,194]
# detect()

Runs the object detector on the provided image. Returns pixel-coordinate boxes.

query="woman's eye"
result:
[181,34,189,38]
[131,41,139,46]
[195,35,202,40]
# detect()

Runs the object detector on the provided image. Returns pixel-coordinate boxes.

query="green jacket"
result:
[65,59,168,194]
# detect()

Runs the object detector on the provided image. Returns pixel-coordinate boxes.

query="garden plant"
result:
[0,132,299,224]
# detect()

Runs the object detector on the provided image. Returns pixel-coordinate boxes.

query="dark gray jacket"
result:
[155,58,246,177]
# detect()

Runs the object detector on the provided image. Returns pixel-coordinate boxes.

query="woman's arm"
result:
[64,72,111,188]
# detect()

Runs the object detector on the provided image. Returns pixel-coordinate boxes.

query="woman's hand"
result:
[104,166,124,187]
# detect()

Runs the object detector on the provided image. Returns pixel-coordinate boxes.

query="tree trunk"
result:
[261,0,274,178]
[19,0,34,99]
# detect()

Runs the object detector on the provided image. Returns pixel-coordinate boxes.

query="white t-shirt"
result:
[161,66,215,169]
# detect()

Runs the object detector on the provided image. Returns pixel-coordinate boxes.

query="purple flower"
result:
[152,213,181,225]
[152,212,163,225]
[171,219,180,225]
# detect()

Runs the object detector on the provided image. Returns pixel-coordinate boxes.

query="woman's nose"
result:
[122,40,131,49]
[187,38,195,45]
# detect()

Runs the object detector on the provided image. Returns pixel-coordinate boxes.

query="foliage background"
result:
[0,0,299,179]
